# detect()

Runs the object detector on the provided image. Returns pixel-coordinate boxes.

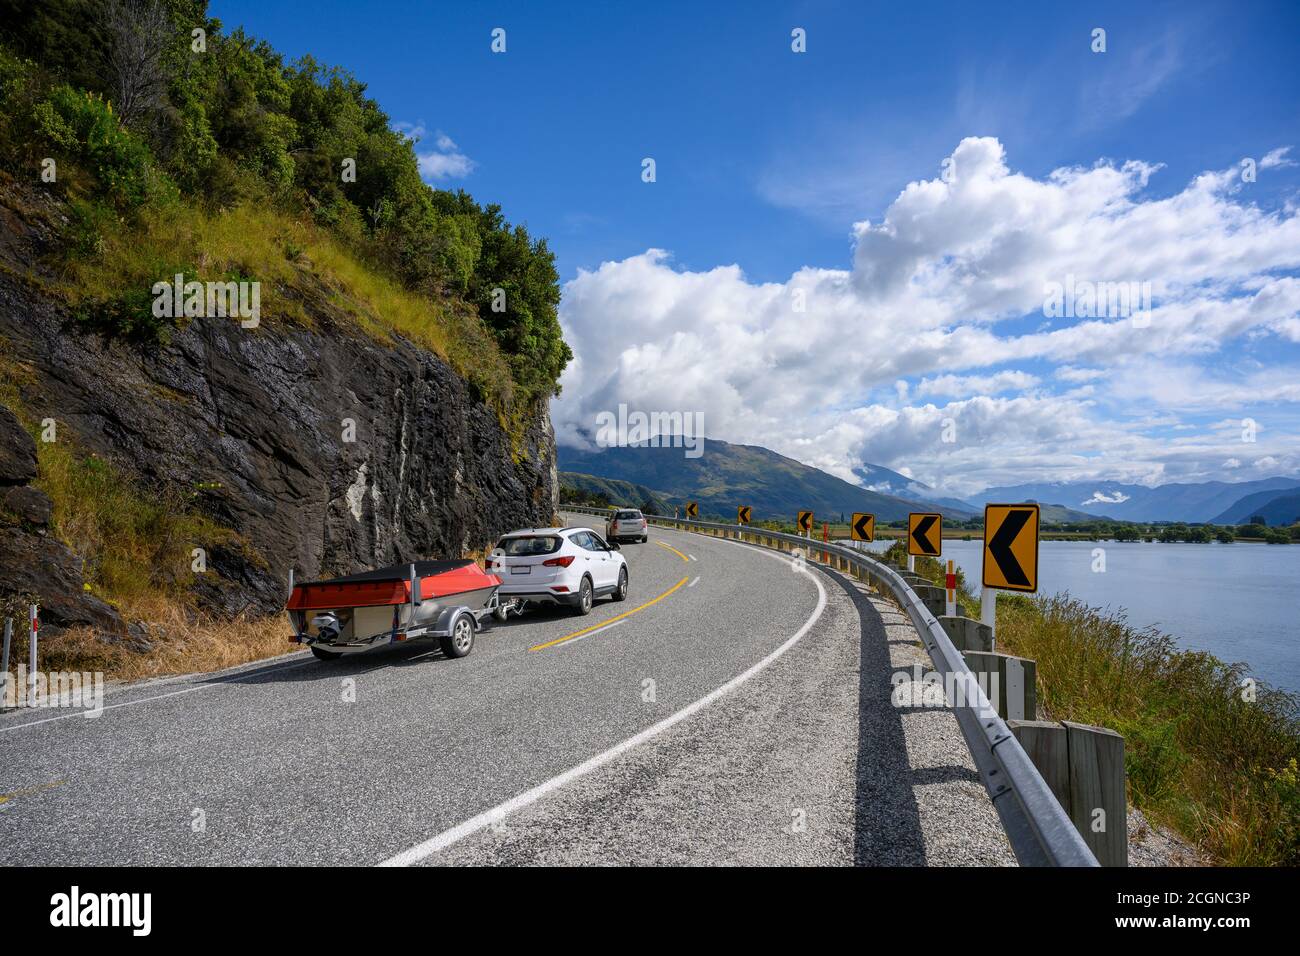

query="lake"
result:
[855,538,1300,694]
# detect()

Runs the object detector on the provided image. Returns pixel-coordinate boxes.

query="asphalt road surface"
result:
[0,513,1013,865]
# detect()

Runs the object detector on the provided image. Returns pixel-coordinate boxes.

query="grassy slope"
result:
[64,200,522,432]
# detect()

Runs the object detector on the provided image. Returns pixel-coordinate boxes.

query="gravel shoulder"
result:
[424,552,1016,866]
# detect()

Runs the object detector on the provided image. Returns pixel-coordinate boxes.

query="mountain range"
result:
[560,438,1300,526]
[969,477,1300,523]
[557,439,974,521]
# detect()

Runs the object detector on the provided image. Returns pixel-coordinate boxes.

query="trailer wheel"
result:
[310,646,341,661]
[440,613,475,658]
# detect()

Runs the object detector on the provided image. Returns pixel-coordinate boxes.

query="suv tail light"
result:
[543,555,575,568]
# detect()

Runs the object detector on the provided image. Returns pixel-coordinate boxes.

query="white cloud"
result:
[917,370,1040,398]
[395,121,475,180]
[1083,490,1131,506]
[553,137,1300,494]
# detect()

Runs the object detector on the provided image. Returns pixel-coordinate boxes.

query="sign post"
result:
[981,504,1041,649]
[28,604,38,707]
[945,560,957,616]
[1,617,10,709]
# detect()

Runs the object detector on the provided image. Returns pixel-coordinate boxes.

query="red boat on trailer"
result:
[286,559,508,660]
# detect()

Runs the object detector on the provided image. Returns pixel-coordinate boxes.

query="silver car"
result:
[606,508,649,543]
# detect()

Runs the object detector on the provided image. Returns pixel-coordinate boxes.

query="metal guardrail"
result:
[562,504,1099,867]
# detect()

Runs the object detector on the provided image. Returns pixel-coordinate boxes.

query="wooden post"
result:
[1065,721,1127,867]
[938,615,993,653]
[1008,719,1128,867]
[962,651,1036,720]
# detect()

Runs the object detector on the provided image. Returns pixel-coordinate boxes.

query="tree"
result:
[102,0,174,129]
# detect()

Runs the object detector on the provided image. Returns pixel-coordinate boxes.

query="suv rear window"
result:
[615,510,642,519]
[496,535,561,556]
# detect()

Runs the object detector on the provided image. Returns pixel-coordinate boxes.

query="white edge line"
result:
[687,576,700,588]
[378,545,827,866]
[0,660,315,733]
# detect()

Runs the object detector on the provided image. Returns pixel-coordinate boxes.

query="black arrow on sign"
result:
[853,514,872,538]
[989,509,1032,586]
[911,515,939,554]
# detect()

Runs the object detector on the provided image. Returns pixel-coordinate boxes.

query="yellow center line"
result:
[655,540,690,562]
[529,576,690,651]
[0,780,64,805]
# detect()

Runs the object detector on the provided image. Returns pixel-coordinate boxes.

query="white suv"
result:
[606,508,649,543]
[492,527,629,615]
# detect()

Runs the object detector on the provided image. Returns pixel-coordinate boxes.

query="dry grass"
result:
[62,202,519,423]
[22,597,293,682]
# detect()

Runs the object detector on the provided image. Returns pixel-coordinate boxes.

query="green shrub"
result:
[34,85,156,206]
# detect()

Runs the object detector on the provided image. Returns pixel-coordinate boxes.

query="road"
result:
[0,513,1013,865]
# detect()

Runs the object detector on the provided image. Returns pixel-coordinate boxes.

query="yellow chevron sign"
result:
[851,513,875,542]
[908,513,943,557]
[737,506,752,524]
[796,510,814,532]
[982,504,1040,592]
[685,501,698,518]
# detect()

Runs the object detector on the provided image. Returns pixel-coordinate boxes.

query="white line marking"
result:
[688,554,697,561]
[0,660,314,734]
[553,619,626,648]
[379,546,826,866]
[687,576,700,588]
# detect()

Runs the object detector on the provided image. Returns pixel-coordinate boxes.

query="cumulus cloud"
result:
[553,137,1300,494]
[395,121,475,180]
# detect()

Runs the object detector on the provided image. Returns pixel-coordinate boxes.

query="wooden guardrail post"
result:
[963,651,1036,720]
[938,615,993,653]
[1007,720,1127,866]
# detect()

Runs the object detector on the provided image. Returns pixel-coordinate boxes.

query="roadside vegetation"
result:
[0,355,289,679]
[0,0,570,429]
[0,0,574,678]
[882,541,1300,866]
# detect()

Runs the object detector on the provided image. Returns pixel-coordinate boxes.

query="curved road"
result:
[0,514,1012,865]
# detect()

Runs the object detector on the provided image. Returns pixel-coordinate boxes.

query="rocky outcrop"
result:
[0,184,558,621]
[0,403,124,632]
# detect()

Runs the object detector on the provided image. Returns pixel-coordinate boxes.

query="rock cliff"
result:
[0,182,558,633]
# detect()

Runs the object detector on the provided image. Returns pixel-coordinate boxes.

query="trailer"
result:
[286,559,513,660]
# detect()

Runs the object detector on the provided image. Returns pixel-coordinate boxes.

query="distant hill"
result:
[1212,489,1300,526]
[558,472,671,515]
[557,439,974,521]
[971,477,1300,522]
[853,463,977,514]
[1035,502,1104,524]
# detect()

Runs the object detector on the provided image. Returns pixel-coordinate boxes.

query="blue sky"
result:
[211,0,1300,495]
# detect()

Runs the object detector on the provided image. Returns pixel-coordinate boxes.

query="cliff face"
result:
[0,185,558,631]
